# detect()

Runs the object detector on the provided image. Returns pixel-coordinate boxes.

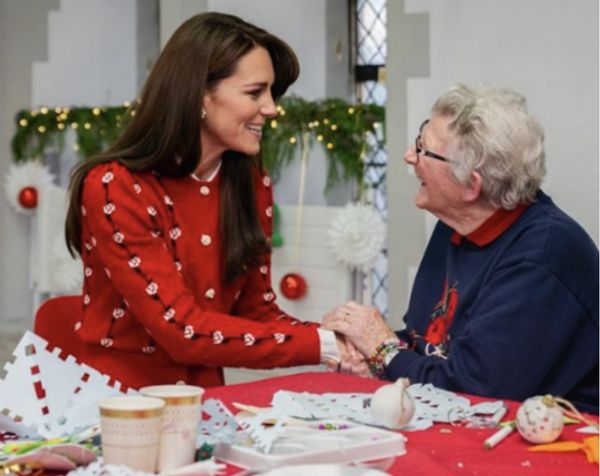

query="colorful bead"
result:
[317,423,350,430]
[367,338,408,378]
[0,432,18,443]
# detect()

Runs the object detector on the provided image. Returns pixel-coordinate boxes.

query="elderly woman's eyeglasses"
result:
[415,119,452,163]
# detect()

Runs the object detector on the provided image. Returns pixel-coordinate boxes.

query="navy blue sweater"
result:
[387,192,599,413]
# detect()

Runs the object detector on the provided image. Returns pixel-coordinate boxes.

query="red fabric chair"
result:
[34,295,82,359]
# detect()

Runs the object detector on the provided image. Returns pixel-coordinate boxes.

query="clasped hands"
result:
[321,301,397,377]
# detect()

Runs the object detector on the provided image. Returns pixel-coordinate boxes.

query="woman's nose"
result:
[261,93,277,118]
[404,145,418,165]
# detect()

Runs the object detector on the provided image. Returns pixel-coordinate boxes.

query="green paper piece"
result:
[195,442,214,461]
[272,203,284,248]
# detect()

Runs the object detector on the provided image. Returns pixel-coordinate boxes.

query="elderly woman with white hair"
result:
[324,84,599,413]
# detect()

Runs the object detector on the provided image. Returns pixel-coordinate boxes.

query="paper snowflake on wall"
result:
[50,235,83,292]
[328,203,386,272]
[4,160,55,215]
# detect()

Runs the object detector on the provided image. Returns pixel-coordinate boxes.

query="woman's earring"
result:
[201,108,207,119]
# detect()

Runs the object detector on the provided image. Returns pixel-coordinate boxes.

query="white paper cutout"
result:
[576,425,600,434]
[270,391,373,427]
[196,398,239,446]
[271,392,334,420]
[265,384,505,432]
[237,408,286,453]
[408,384,504,428]
[0,331,135,439]
[57,365,135,435]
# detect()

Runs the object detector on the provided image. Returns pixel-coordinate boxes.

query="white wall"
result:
[31,0,143,186]
[0,0,60,325]
[160,0,327,99]
[387,0,599,328]
[32,0,138,107]
[0,0,157,324]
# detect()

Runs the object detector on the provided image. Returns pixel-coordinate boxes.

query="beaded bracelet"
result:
[367,338,408,378]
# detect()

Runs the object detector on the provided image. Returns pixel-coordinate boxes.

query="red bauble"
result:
[279,273,308,300]
[18,187,38,209]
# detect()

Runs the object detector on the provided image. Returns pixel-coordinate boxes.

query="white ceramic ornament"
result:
[370,378,415,429]
[515,395,564,444]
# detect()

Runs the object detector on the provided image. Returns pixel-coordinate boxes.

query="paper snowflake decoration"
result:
[328,203,386,271]
[50,234,83,292]
[0,331,134,438]
[3,160,56,215]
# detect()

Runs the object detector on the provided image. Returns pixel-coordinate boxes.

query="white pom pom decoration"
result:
[4,161,55,215]
[50,236,83,292]
[328,203,386,272]
[515,395,564,444]
[371,378,415,429]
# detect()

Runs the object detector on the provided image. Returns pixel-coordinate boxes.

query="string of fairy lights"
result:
[11,96,385,192]
[262,97,385,191]
[11,101,133,161]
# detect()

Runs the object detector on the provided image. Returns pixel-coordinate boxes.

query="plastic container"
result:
[214,420,406,472]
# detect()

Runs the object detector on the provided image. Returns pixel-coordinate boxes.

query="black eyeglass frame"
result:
[415,119,452,163]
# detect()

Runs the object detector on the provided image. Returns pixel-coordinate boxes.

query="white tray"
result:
[214,421,406,472]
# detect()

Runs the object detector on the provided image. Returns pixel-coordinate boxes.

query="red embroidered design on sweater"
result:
[424,276,458,347]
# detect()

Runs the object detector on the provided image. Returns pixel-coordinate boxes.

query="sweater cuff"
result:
[317,328,341,363]
[384,347,421,381]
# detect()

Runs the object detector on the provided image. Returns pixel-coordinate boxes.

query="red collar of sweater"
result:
[450,204,528,246]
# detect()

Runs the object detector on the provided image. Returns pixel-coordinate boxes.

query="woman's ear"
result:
[462,170,483,202]
[201,93,211,116]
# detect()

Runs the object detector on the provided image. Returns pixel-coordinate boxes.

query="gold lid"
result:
[139,385,204,406]
[100,407,164,419]
[99,396,165,419]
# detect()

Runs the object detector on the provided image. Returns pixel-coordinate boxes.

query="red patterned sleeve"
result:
[80,163,320,367]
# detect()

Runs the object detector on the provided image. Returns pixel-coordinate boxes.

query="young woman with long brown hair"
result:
[63,12,349,389]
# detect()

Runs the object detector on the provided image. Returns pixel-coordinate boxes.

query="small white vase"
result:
[370,378,415,429]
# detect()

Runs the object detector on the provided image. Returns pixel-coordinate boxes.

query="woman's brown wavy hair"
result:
[65,12,299,283]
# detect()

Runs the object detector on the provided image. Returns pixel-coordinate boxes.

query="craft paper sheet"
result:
[0,331,134,439]
[267,384,505,431]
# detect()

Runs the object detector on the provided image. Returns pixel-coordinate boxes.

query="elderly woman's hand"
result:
[322,301,397,357]
[324,333,375,378]
[338,339,376,378]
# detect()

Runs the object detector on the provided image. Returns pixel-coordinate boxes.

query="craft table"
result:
[204,372,597,476]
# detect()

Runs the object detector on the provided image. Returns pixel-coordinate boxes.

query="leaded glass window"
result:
[352,0,388,316]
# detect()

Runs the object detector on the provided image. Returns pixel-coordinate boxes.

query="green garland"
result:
[11,104,132,162]
[11,96,385,192]
[262,96,385,191]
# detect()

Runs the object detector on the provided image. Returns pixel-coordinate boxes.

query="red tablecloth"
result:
[204,372,598,476]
